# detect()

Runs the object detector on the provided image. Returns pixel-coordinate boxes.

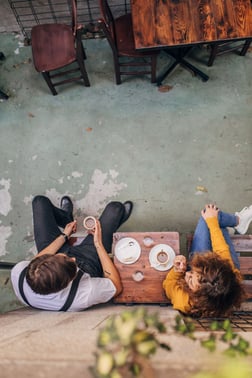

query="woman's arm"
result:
[163,268,190,313]
[33,220,77,259]
[201,204,234,265]
[92,220,122,296]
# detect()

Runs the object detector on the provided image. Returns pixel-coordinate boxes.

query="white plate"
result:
[114,237,141,264]
[149,244,175,271]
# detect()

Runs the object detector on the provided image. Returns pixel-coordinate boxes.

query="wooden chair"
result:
[97,0,159,84]
[31,0,90,95]
[207,39,252,66]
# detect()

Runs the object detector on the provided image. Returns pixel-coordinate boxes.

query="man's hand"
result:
[88,219,122,296]
[87,219,103,248]
[63,220,77,238]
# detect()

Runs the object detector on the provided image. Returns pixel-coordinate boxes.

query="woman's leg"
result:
[190,210,240,269]
[218,211,237,228]
[218,210,239,269]
[32,195,73,252]
[221,228,240,269]
[190,216,211,256]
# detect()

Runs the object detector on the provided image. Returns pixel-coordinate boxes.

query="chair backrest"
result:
[71,0,78,36]
[99,0,117,43]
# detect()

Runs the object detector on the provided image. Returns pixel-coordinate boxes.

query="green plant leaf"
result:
[114,316,137,346]
[136,340,157,356]
[221,328,236,343]
[209,320,220,331]
[110,369,123,378]
[96,351,114,376]
[132,330,154,344]
[222,319,231,331]
[114,348,130,367]
[237,337,250,352]
[97,329,113,347]
[130,362,141,376]
[200,335,216,352]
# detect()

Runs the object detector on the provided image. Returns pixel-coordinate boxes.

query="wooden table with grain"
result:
[112,231,180,304]
[131,0,252,84]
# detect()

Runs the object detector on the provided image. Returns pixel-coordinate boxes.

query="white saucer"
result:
[114,237,141,264]
[149,244,175,271]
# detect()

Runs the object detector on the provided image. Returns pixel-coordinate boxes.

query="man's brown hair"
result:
[26,254,77,294]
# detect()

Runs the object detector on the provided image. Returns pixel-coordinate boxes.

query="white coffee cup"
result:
[154,249,169,266]
[83,216,96,230]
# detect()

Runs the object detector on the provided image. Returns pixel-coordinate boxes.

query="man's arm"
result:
[33,220,77,259]
[93,220,122,296]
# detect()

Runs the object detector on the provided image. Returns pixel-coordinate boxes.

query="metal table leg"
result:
[157,47,209,86]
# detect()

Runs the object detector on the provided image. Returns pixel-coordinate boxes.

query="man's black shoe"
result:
[121,201,133,224]
[60,196,73,219]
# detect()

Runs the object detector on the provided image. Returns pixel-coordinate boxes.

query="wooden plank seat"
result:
[187,234,252,300]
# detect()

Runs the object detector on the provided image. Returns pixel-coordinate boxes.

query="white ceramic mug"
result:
[154,249,169,266]
[83,216,96,230]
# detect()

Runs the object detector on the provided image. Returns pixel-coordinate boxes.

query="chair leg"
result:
[77,56,91,87]
[81,43,87,60]
[76,33,90,87]
[114,56,122,85]
[207,44,219,66]
[42,72,57,95]
[240,40,251,56]
[77,29,87,60]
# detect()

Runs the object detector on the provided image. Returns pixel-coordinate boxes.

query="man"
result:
[11,195,133,311]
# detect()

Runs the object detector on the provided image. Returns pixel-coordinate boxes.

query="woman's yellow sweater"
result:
[162,217,237,313]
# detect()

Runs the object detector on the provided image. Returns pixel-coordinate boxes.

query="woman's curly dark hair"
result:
[180,252,245,317]
[26,254,77,295]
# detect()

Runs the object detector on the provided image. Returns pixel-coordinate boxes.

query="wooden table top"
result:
[131,0,252,49]
[112,231,180,304]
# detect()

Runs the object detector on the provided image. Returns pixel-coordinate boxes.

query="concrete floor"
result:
[0,0,252,312]
[0,1,252,377]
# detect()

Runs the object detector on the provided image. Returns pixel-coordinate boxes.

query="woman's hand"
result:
[63,220,77,238]
[201,204,219,220]
[173,255,187,273]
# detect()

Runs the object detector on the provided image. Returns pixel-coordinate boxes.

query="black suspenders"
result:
[59,270,84,311]
[18,266,84,311]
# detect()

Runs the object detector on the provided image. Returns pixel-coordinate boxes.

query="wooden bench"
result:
[187,234,252,299]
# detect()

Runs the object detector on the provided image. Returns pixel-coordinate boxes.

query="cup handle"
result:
[151,262,161,268]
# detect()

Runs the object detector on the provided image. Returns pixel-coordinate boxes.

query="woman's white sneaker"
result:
[235,205,252,234]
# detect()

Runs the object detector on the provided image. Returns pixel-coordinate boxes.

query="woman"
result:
[11,195,133,311]
[163,203,252,317]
